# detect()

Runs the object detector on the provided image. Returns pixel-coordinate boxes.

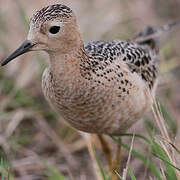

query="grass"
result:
[93,145,110,180]
[0,158,10,180]
[108,99,180,180]
[80,98,180,180]
[1,82,178,180]
[127,166,136,180]
[44,163,67,180]
[4,97,179,180]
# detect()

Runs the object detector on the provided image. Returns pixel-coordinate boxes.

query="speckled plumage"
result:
[4,4,179,134]
[83,40,158,90]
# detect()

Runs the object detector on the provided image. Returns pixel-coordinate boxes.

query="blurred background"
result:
[0,0,180,179]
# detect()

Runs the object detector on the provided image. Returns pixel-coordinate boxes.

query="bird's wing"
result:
[84,40,158,89]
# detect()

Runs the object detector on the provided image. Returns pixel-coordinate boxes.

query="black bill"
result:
[1,40,34,66]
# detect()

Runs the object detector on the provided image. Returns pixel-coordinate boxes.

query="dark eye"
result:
[49,26,60,34]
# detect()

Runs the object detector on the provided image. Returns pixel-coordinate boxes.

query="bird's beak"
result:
[1,40,34,66]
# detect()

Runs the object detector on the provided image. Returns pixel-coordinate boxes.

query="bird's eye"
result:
[49,26,60,34]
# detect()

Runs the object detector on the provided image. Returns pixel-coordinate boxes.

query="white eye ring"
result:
[47,22,64,38]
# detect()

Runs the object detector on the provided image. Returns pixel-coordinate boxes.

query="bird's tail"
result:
[133,20,180,51]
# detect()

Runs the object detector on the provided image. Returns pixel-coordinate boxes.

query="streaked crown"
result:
[31,4,73,28]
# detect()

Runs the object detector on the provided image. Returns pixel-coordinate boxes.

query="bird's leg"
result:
[83,133,102,180]
[97,134,113,177]
[112,139,122,180]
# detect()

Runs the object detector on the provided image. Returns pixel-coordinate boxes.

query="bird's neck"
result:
[48,45,86,78]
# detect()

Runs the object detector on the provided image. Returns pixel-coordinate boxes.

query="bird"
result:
[1,4,179,179]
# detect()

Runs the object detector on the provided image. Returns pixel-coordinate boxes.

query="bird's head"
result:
[1,4,82,66]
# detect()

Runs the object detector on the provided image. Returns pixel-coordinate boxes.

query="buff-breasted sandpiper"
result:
[1,4,179,179]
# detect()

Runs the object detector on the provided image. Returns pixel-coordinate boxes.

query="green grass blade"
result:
[1,158,4,180]
[154,154,180,172]
[0,157,11,180]
[128,166,136,180]
[152,140,178,179]
[46,165,66,180]
[146,123,178,179]
[41,160,66,180]
[144,117,160,135]
[7,167,10,180]
[92,145,108,180]
[111,133,151,144]
[110,136,162,180]
[158,101,177,136]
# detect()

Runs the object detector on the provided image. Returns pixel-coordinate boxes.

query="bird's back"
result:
[84,39,159,91]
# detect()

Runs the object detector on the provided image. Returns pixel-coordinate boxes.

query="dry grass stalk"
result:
[122,133,135,179]
[151,97,180,178]
[82,133,103,180]
[35,114,78,170]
